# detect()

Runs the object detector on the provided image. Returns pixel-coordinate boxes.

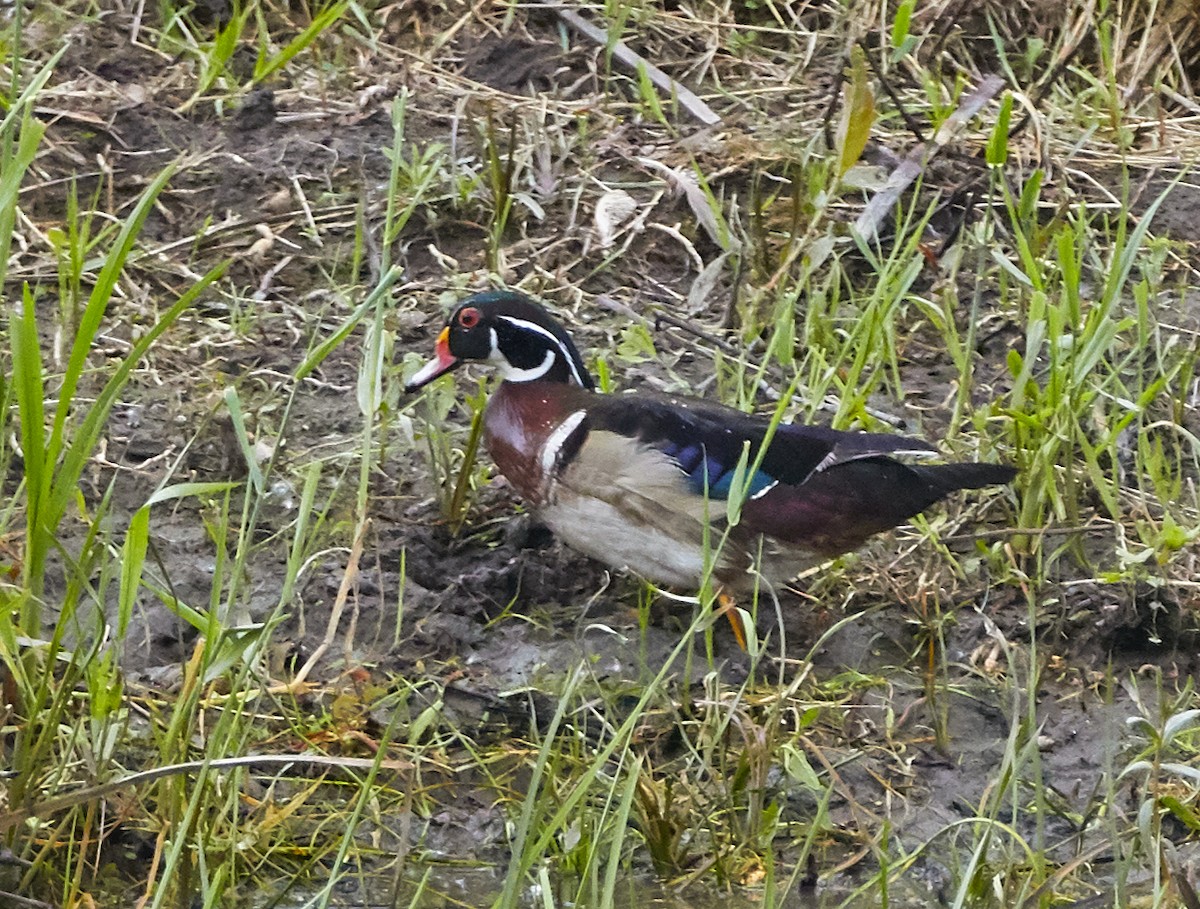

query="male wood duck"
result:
[406,290,1016,623]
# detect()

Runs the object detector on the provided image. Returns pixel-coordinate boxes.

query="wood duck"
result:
[406,290,1016,609]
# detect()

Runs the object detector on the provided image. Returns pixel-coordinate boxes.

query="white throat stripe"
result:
[496,315,587,386]
[499,348,555,382]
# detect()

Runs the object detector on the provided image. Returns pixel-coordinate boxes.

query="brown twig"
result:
[820,66,847,151]
[858,38,927,143]
[292,518,368,686]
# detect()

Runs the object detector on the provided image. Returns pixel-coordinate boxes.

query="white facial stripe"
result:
[500,348,556,382]
[486,324,522,373]
[540,410,588,476]
[495,315,588,386]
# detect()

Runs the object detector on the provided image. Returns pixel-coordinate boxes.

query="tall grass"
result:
[0,11,409,908]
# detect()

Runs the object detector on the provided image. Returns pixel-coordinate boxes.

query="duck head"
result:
[405,291,594,391]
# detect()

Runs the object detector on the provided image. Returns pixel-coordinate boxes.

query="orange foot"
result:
[716,591,750,651]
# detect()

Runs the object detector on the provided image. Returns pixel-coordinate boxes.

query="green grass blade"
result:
[37,262,228,591]
[600,754,641,909]
[222,387,263,495]
[10,285,46,566]
[297,266,403,379]
[117,507,150,642]
[48,162,179,468]
[0,118,45,288]
[254,0,350,83]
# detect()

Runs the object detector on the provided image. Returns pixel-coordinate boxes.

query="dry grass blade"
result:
[0,754,414,836]
[552,3,721,126]
[854,74,1005,240]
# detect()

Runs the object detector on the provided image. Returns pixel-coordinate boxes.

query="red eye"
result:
[457,307,481,329]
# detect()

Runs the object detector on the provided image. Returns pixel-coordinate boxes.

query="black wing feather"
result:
[585,391,936,488]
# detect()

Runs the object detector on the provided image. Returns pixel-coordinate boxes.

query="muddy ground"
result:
[8,0,1200,903]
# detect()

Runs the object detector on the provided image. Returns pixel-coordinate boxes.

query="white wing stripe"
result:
[540,410,588,475]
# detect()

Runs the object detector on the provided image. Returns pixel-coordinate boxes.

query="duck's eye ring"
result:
[457,307,481,329]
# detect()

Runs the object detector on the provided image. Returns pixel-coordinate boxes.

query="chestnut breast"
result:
[484,381,589,505]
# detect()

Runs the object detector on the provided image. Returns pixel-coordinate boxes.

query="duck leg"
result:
[716,590,750,651]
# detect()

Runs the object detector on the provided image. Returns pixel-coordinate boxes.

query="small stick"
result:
[820,66,846,150]
[858,38,926,143]
[551,4,722,126]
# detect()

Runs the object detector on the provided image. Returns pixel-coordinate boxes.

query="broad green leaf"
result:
[224,387,264,495]
[836,46,876,178]
[891,0,915,49]
[726,441,752,526]
[987,92,1013,166]
[117,507,150,641]
[782,744,822,790]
